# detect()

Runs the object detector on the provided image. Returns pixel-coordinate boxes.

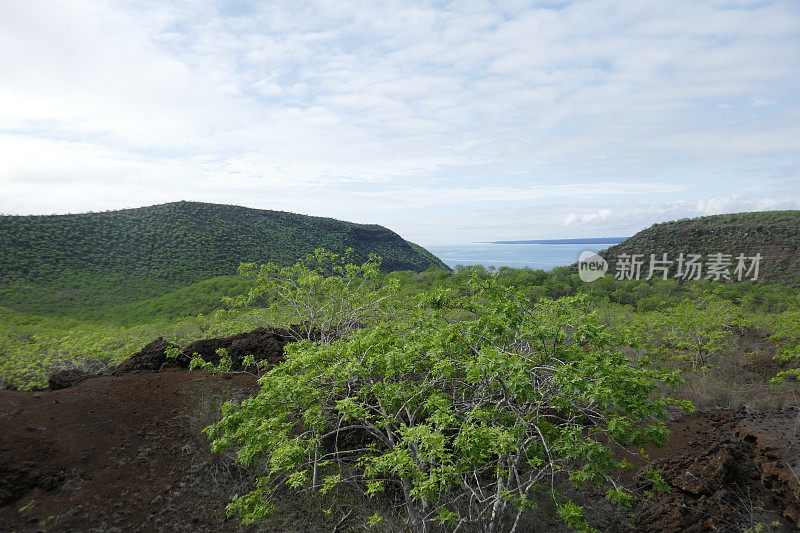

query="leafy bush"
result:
[647,291,745,370]
[233,249,397,343]
[768,310,800,384]
[206,266,686,532]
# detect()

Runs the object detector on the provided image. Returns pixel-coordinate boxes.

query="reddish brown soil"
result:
[2,331,800,531]
[0,369,265,532]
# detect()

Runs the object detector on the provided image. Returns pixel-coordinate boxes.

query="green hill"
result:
[0,201,448,315]
[599,210,800,285]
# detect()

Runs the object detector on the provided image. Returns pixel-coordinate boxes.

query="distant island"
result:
[488,237,629,245]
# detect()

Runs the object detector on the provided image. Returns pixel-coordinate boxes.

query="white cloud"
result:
[0,0,798,244]
[558,193,800,234]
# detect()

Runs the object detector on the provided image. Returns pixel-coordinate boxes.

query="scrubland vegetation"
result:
[2,247,800,531]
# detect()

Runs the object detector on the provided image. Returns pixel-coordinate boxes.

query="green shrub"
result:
[206,265,686,532]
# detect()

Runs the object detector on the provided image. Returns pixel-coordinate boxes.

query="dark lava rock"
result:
[115,338,177,374]
[0,465,65,505]
[180,327,293,370]
[114,328,296,376]
[48,368,94,390]
[631,408,800,532]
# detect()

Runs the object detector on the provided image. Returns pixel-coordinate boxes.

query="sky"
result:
[1,0,799,245]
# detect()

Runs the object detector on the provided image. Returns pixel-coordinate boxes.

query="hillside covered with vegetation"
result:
[0,201,448,315]
[3,250,800,531]
[600,210,800,285]
[3,211,800,531]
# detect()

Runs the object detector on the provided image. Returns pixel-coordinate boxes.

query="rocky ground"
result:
[628,408,800,532]
[2,329,800,532]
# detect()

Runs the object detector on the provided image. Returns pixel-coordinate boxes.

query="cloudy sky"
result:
[1,0,798,245]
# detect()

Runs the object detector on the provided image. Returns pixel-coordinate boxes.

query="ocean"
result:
[428,238,627,270]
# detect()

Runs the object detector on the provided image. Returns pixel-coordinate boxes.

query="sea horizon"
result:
[429,237,628,270]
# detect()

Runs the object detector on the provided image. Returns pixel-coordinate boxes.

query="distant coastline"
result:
[429,238,630,270]
[486,237,629,245]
